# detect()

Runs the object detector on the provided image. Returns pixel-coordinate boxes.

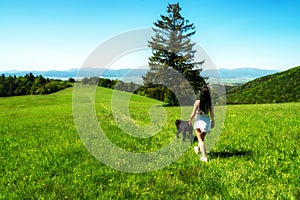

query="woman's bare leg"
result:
[199,131,207,159]
[195,129,207,159]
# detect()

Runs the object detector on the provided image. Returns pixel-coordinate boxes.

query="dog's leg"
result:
[176,130,180,139]
[189,130,193,144]
[183,130,186,142]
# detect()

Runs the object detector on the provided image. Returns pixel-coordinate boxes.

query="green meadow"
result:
[1,87,299,199]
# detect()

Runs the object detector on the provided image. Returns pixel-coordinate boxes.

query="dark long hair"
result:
[199,86,212,114]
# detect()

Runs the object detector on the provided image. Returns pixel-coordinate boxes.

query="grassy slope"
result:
[0,87,299,199]
[226,66,300,104]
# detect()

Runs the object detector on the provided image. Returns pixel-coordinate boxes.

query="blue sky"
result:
[0,0,299,71]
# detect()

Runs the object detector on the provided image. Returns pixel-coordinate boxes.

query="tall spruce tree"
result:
[143,3,206,105]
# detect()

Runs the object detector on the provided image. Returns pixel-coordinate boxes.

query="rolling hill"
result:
[1,87,299,199]
[226,66,300,104]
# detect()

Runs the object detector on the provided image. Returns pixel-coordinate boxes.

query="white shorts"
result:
[193,114,211,133]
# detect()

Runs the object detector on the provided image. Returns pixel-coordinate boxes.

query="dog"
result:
[175,119,196,144]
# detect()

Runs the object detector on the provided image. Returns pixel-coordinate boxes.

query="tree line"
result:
[81,76,181,102]
[0,73,73,97]
[81,76,141,93]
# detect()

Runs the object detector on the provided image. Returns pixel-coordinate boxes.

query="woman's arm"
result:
[210,105,215,128]
[189,100,199,126]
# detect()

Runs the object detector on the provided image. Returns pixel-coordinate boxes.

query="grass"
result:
[0,87,299,199]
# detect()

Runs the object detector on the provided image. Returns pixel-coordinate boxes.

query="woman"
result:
[189,86,214,162]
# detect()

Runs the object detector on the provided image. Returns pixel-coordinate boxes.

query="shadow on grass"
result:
[209,150,253,159]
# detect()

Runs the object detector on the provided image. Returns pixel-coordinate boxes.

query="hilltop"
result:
[226,66,300,104]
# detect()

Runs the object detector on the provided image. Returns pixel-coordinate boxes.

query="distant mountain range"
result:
[1,68,280,84]
[203,68,279,78]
